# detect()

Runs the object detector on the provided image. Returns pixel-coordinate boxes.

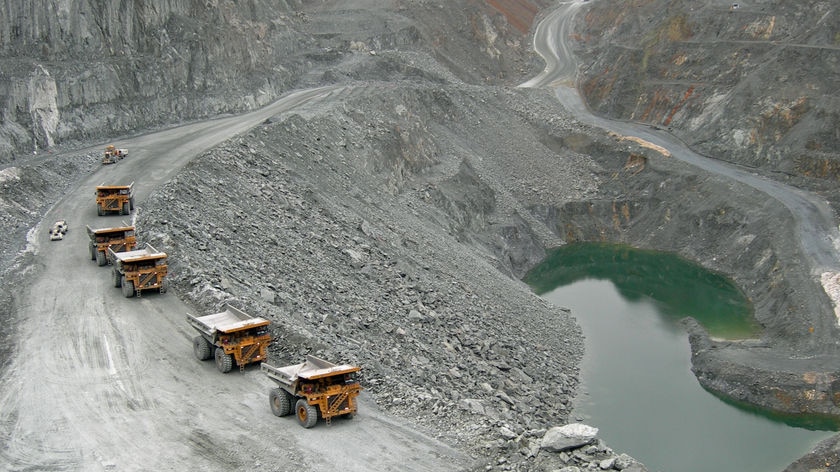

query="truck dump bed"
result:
[262,355,361,389]
[86,224,135,240]
[187,305,270,338]
[111,246,167,264]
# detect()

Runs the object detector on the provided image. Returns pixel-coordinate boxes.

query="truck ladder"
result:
[240,344,261,372]
[325,391,351,425]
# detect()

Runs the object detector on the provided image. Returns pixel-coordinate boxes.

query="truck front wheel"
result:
[295,399,318,428]
[193,336,212,361]
[96,250,107,266]
[113,269,122,287]
[270,388,292,417]
[122,277,135,297]
[89,243,97,261]
[215,348,233,373]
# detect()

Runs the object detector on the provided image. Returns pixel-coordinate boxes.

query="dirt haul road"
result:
[0,87,472,471]
[526,0,840,277]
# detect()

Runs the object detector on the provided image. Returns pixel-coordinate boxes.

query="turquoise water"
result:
[524,243,837,472]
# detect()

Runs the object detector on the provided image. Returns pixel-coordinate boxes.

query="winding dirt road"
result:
[523,0,840,286]
[0,86,471,471]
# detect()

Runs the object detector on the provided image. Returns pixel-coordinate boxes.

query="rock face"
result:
[1,0,303,160]
[574,0,840,184]
[0,0,546,164]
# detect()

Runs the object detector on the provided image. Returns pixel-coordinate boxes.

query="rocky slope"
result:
[574,0,840,195]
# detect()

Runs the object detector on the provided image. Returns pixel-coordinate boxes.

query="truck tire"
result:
[215,348,233,373]
[122,277,135,297]
[193,336,212,361]
[97,204,104,216]
[295,399,318,428]
[121,202,130,215]
[269,388,293,417]
[89,243,97,261]
[96,250,107,266]
[129,197,135,211]
[113,269,122,287]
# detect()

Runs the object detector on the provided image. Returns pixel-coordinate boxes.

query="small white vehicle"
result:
[49,220,68,241]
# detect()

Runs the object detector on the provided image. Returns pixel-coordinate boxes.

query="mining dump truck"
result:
[102,145,128,164]
[261,355,361,428]
[109,243,167,297]
[95,182,134,216]
[187,305,271,373]
[86,224,137,266]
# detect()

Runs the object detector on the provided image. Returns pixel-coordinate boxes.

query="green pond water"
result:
[524,243,838,472]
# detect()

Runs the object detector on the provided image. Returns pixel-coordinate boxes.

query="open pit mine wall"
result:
[574,0,840,181]
[0,0,545,165]
[0,0,309,162]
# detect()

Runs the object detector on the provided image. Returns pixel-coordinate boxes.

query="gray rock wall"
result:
[0,0,307,162]
[574,0,840,184]
[0,0,540,164]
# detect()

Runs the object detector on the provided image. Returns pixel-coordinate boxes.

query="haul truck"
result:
[261,355,361,428]
[95,182,134,216]
[87,224,136,266]
[102,145,128,164]
[187,305,271,373]
[109,243,167,297]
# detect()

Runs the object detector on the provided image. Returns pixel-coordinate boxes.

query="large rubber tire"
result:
[96,250,107,266]
[121,277,135,298]
[113,269,122,287]
[295,399,318,429]
[270,388,292,417]
[97,204,104,216]
[89,243,97,261]
[121,202,130,215]
[129,197,135,211]
[193,336,212,361]
[215,348,233,373]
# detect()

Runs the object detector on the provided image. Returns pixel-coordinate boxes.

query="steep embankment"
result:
[0,0,307,160]
[0,0,546,164]
[574,0,840,193]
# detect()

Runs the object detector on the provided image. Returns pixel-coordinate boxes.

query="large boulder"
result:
[540,423,599,452]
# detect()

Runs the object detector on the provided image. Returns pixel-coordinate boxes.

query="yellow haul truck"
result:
[109,243,167,297]
[187,305,271,373]
[261,355,361,428]
[95,182,134,216]
[86,224,137,266]
[102,144,128,164]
